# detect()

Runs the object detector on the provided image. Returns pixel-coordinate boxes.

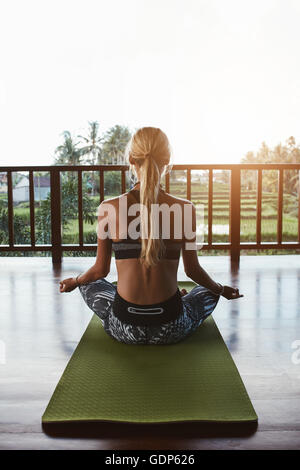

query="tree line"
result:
[216,136,300,196]
[241,136,300,195]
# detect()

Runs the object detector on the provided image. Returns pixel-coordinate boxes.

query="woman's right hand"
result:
[59,277,78,293]
[222,285,243,300]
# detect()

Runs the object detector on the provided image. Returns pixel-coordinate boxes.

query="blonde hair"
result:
[125,127,171,268]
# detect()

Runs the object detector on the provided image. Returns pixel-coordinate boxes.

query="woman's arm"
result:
[182,246,223,294]
[59,203,112,292]
[76,235,112,285]
[182,203,242,299]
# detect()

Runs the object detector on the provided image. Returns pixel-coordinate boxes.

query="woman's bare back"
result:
[108,187,193,304]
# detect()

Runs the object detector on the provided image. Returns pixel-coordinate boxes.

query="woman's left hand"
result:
[59,277,78,293]
[222,286,244,300]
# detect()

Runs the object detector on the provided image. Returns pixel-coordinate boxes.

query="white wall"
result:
[13,186,50,203]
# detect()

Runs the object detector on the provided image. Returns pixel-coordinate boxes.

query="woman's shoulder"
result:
[98,191,194,210]
[98,195,123,208]
[162,191,194,208]
[104,190,136,204]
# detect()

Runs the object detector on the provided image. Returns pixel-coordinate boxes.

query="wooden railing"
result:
[0,164,300,266]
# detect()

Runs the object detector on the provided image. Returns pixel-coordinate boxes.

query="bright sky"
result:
[1,0,300,166]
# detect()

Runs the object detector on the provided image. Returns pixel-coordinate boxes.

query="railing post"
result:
[29,170,35,246]
[208,169,213,247]
[121,169,126,193]
[277,169,283,245]
[230,167,241,267]
[256,169,262,245]
[7,170,14,247]
[186,169,191,200]
[50,169,62,264]
[99,170,104,203]
[298,170,300,243]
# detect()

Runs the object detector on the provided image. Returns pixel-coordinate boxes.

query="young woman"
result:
[59,127,243,345]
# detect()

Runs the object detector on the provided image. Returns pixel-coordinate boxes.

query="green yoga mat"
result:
[42,299,257,424]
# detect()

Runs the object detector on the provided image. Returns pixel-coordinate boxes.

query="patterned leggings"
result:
[78,278,220,345]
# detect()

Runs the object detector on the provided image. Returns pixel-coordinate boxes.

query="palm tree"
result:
[78,121,103,164]
[78,121,103,196]
[54,131,83,181]
[54,131,82,166]
[101,125,131,164]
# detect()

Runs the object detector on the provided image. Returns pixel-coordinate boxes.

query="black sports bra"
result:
[111,188,183,260]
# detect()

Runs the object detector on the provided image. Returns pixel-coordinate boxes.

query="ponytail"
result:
[139,156,166,268]
[125,127,171,268]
